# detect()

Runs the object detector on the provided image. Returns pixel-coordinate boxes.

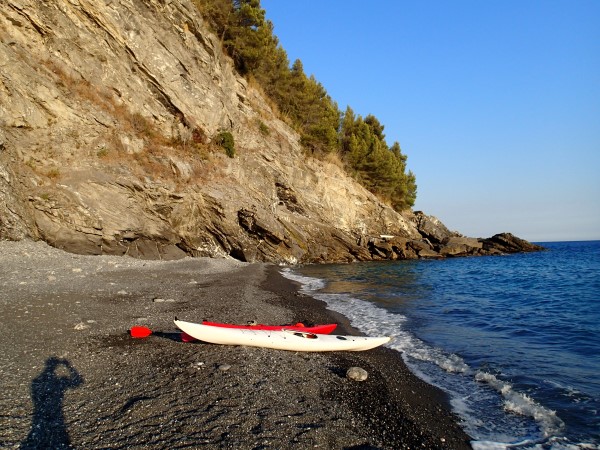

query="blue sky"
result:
[261,0,600,242]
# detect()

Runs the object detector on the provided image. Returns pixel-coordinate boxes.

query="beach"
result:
[0,240,472,449]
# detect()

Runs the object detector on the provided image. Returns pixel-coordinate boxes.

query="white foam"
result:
[475,372,565,438]
[471,439,540,450]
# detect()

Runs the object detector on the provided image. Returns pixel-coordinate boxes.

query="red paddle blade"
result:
[130,326,152,338]
[180,332,197,343]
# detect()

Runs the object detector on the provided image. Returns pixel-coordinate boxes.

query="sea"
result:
[282,240,600,449]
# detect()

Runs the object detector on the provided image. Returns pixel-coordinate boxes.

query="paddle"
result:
[129,325,152,338]
[129,325,197,342]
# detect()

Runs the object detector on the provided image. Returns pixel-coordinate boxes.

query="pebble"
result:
[346,366,368,382]
[218,364,231,372]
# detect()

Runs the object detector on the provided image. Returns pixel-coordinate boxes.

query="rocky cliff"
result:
[0,0,542,263]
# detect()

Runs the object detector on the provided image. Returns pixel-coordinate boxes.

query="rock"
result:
[481,233,545,254]
[439,237,481,256]
[418,248,442,259]
[439,243,469,256]
[413,211,455,244]
[168,156,193,181]
[368,237,397,259]
[442,236,483,249]
[346,366,368,382]
[218,364,231,372]
[119,135,145,155]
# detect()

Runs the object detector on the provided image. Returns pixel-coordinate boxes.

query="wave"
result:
[474,371,565,438]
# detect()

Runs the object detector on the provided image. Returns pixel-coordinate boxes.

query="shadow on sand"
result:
[20,357,83,450]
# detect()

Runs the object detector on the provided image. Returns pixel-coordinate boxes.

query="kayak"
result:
[174,319,391,352]
[201,320,337,334]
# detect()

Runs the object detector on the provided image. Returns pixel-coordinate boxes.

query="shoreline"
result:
[261,265,473,449]
[1,239,471,449]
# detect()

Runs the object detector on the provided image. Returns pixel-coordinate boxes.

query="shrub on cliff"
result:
[215,131,235,158]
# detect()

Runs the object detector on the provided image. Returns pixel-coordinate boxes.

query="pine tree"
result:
[192,0,417,210]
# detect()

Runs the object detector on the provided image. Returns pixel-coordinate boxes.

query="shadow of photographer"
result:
[21,356,83,450]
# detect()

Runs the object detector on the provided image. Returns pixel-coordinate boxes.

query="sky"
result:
[261,0,600,242]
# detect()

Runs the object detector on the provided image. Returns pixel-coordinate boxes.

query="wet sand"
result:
[0,239,472,449]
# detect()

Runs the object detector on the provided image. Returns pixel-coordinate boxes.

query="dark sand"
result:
[0,240,472,449]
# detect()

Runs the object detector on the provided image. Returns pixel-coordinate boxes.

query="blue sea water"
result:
[283,241,600,449]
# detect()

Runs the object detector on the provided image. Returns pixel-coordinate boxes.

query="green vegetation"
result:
[96,146,109,158]
[340,107,417,210]
[258,120,270,136]
[193,0,417,209]
[215,130,235,157]
[129,112,154,137]
[46,167,61,179]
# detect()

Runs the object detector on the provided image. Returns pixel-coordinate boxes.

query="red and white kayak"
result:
[201,320,337,334]
[174,319,391,352]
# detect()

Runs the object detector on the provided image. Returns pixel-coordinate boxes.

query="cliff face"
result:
[0,1,541,263]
